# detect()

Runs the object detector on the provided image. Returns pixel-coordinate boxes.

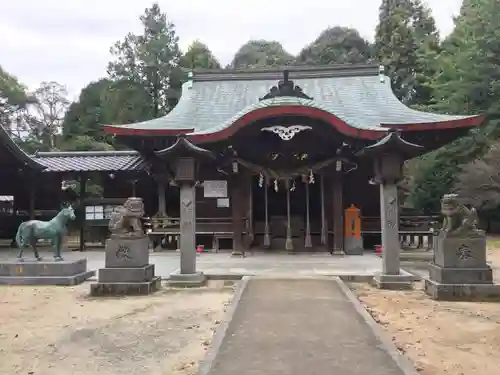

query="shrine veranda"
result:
[0,64,485,257]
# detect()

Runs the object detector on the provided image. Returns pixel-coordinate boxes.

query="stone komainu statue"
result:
[440,193,481,236]
[108,197,145,238]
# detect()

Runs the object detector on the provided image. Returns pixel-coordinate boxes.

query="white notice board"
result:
[203,180,227,198]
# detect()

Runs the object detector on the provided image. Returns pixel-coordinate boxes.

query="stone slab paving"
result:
[205,278,408,375]
[0,250,385,278]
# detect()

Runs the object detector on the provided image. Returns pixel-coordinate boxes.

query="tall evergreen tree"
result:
[107,3,181,117]
[374,0,439,105]
[409,0,500,212]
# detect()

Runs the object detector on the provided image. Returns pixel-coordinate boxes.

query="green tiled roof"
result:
[107,65,475,135]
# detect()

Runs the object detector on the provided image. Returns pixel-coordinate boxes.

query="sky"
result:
[0,0,463,100]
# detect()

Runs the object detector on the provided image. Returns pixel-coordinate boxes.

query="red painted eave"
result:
[191,106,385,142]
[102,111,486,141]
[103,125,194,136]
[382,114,485,132]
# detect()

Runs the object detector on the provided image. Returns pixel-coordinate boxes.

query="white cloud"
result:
[0,0,463,99]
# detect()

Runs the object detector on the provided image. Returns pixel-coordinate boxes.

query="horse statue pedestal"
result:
[90,197,160,296]
[0,258,94,285]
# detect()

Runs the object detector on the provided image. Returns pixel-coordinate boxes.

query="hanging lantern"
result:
[274,179,279,192]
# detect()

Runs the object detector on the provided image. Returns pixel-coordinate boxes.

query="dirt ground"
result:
[0,281,234,375]
[351,243,500,375]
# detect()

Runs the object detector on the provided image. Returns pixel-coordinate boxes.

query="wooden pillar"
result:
[231,176,245,256]
[247,174,254,246]
[304,181,312,248]
[320,174,327,246]
[28,183,35,220]
[285,179,293,252]
[157,180,166,216]
[131,179,138,197]
[263,176,271,248]
[332,174,344,253]
[79,173,87,252]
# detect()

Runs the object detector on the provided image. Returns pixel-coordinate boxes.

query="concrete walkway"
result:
[205,278,410,375]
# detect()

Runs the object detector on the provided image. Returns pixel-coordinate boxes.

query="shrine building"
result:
[101,64,484,254]
[0,64,484,254]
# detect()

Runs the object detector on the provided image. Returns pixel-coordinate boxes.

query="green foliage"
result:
[409,0,500,212]
[181,40,221,69]
[24,81,69,149]
[230,40,294,69]
[296,27,373,65]
[0,65,32,136]
[375,0,439,105]
[107,2,181,116]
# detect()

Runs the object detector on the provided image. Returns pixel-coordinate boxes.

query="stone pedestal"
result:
[0,259,94,285]
[344,237,363,255]
[372,273,415,290]
[168,271,206,288]
[425,232,500,300]
[90,236,160,296]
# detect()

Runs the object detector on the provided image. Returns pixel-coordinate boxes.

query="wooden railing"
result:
[362,215,440,250]
[361,215,439,233]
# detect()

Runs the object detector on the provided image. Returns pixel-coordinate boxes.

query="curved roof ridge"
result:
[376,79,478,124]
[0,124,45,170]
[104,81,196,132]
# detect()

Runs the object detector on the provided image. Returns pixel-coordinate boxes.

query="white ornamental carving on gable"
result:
[260,125,312,141]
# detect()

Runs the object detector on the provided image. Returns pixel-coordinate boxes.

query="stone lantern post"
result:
[155,135,215,287]
[358,130,423,289]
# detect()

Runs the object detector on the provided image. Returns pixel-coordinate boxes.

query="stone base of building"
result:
[424,278,500,301]
[231,250,245,257]
[372,273,414,290]
[0,258,94,285]
[428,262,493,284]
[168,272,206,288]
[344,237,363,255]
[90,276,161,296]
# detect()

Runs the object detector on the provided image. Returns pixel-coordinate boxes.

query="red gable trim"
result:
[382,115,485,131]
[103,109,485,140]
[192,106,384,142]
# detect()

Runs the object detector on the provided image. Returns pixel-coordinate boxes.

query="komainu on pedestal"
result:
[0,205,95,285]
[425,194,500,301]
[90,197,161,296]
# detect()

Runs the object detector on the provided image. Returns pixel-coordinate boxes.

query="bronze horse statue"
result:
[15,206,76,261]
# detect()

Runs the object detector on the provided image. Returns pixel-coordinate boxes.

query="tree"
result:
[107,2,181,117]
[24,81,69,149]
[455,142,500,210]
[181,40,221,69]
[409,0,500,212]
[374,0,439,105]
[230,40,294,69]
[0,65,32,137]
[296,27,372,65]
